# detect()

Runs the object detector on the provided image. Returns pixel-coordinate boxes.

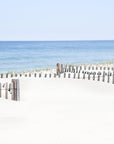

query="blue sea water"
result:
[0,41,114,73]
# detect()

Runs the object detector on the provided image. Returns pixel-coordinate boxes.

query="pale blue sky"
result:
[0,0,114,40]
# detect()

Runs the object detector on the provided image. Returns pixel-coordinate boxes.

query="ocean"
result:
[0,41,114,73]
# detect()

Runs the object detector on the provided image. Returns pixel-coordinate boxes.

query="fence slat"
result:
[12,79,15,100]
[54,73,56,78]
[11,79,20,101]
[57,63,63,75]
[1,74,3,78]
[16,79,20,101]
[6,73,8,78]
[88,72,90,80]
[78,72,80,79]
[45,73,47,78]
[20,74,22,77]
[112,72,114,84]
[64,73,66,78]
[93,73,95,80]
[68,73,70,78]
[83,72,85,79]
[39,73,41,78]
[49,73,51,78]
[107,72,110,83]
[102,72,105,82]
[5,82,8,99]
[34,73,37,77]
[84,66,86,70]
[73,73,76,79]
[97,73,100,81]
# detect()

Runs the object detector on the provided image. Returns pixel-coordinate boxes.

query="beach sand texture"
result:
[0,65,114,144]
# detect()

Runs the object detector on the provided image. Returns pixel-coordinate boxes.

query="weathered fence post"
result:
[107,72,110,83]
[68,73,70,78]
[61,64,64,73]
[15,73,17,77]
[112,71,114,84]
[88,66,90,70]
[97,72,101,81]
[98,75,100,81]
[72,66,74,73]
[64,73,66,78]
[73,73,76,79]
[100,67,102,70]
[65,66,67,72]
[12,79,20,101]
[20,74,22,77]
[16,79,20,101]
[39,73,41,78]
[88,72,90,80]
[45,73,47,78]
[104,67,106,70]
[82,71,85,79]
[12,79,15,100]
[78,72,80,79]
[76,66,78,72]
[93,72,96,80]
[102,71,105,82]
[57,63,60,75]
[67,65,69,72]
[49,73,51,78]
[69,66,71,72]
[1,74,3,78]
[5,82,8,99]
[73,69,75,73]
[29,73,31,77]
[80,66,82,71]
[54,73,56,78]
[34,73,37,77]
[8,83,11,98]
[57,63,63,75]
[25,74,27,77]
[6,73,8,78]
[14,80,17,100]
[84,66,86,70]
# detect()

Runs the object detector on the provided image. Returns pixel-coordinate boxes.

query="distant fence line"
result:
[56,63,114,84]
[0,64,113,102]
[0,64,114,85]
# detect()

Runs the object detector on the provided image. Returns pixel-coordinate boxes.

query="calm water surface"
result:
[0,41,114,73]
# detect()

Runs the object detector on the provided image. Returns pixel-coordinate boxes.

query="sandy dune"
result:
[0,78,114,144]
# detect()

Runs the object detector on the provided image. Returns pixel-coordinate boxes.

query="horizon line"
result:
[0,39,114,42]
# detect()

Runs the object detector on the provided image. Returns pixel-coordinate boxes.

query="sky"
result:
[0,0,114,41]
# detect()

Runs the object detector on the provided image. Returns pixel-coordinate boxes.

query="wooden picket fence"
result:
[0,65,114,84]
[0,63,114,96]
[0,63,113,102]
[56,63,114,84]
[0,79,20,101]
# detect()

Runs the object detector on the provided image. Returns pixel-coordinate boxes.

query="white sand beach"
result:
[1,0,114,142]
[0,64,114,144]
